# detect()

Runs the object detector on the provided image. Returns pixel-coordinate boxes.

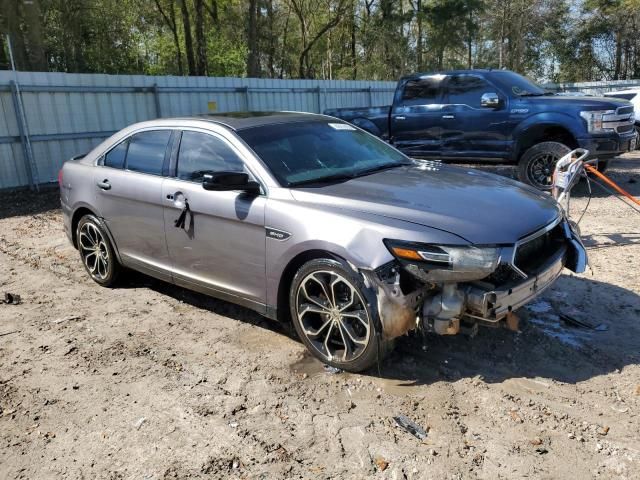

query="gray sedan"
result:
[60,112,587,372]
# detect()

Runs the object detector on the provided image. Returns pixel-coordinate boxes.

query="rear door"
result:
[440,74,511,161]
[162,129,267,308]
[95,129,174,279]
[390,75,446,157]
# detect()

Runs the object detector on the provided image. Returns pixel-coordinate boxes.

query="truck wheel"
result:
[517,141,571,190]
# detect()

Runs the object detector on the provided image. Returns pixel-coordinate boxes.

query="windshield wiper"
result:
[355,162,410,178]
[288,172,355,187]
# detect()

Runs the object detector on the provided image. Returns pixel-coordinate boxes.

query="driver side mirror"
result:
[480,92,502,109]
[202,171,260,195]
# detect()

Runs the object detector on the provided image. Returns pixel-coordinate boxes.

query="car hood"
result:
[524,95,631,110]
[289,164,560,245]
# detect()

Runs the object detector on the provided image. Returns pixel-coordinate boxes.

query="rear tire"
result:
[289,258,391,373]
[517,141,571,190]
[77,214,121,287]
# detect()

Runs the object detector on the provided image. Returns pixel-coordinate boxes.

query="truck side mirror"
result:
[481,93,501,109]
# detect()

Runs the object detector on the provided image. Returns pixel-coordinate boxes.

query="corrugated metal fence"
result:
[2,71,639,190]
[0,71,396,190]
[545,79,640,95]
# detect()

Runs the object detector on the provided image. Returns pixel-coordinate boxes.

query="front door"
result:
[440,74,511,161]
[162,130,267,308]
[390,75,446,158]
[95,129,174,279]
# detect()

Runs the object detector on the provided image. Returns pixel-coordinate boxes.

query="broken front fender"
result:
[563,221,588,274]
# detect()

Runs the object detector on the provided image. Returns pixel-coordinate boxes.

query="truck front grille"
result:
[603,106,635,134]
[616,105,634,116]
[616,124,634,134]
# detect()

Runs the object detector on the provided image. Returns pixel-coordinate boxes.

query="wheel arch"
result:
[275,249,345,324]
[514,123,578,161]
[71,206,123,264]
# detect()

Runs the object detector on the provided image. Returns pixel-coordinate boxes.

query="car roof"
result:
[174,111,337,131]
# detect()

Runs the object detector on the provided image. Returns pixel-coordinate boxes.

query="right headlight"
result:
[384,240,501,283]
[579,110,615,133]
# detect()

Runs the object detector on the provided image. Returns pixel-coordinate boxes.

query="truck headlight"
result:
[384,240,501,282]
[579,110,615,133]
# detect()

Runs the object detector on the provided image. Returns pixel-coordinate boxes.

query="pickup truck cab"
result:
[325,69,637,189]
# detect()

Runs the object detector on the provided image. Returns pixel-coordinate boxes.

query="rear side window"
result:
[126,130,172,175]
[401,76,443,105]
[104,141,128,169]
[177,131,245,182]
[446,75,492,108]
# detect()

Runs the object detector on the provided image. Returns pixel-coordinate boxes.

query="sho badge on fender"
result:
[265,227,291,241]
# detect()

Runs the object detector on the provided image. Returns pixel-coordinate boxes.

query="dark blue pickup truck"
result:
[325,69,637,189]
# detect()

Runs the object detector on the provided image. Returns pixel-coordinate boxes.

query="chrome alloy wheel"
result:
[295,270,371,363]
[78,222,110,280]
[527,152,558,189]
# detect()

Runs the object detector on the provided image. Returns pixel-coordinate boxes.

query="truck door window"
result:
[447,75,492,108]
[401,76,443,105]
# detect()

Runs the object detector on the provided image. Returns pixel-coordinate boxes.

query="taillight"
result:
[58,169,63,187]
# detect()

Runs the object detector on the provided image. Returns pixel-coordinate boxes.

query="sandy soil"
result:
[0,153,639,480]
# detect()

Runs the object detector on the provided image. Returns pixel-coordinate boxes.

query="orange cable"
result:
[583,163,640,207]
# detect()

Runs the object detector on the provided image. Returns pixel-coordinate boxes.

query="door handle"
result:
[169,191,186,208]
[442,115,455,119]
[394,115,406,120]
[97,179,111,190]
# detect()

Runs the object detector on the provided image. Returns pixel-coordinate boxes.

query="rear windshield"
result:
[237,121,410,186]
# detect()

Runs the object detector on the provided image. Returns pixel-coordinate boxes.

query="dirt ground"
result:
[1,153,639,480]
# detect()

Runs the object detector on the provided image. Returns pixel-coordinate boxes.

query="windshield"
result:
[237,120,411,186]
[489,71,548,96]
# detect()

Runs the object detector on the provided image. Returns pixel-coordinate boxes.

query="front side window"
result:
[488,71,547,97]
[104,140,128,169]
[238,121,411,186]
[446,75,492,108]
[176,131,245,182]
[125,130,172,176]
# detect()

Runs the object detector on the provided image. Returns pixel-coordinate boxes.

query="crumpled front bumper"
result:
[465,244,566,321]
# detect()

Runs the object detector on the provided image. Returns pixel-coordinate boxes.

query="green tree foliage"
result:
[1,0,639,81]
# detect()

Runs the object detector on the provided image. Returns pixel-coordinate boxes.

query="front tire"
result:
[77,214,120,287]
[289,258,388,372]
[517,141,571,190]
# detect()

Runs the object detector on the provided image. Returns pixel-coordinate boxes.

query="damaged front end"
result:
[364,217,587,340]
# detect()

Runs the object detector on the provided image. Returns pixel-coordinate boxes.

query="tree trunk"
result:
[416,0,423,70]
[154,0,184,75]
[0,34,7,70]
[351,0,357,79]
[614,29,622,79]
[22,0,47,70]
[467,6,472,69]
[194,0,207,75]
[247,0,261,77]
[266,0,276,77]
[180,0,196,75]
[4,0,28,70]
